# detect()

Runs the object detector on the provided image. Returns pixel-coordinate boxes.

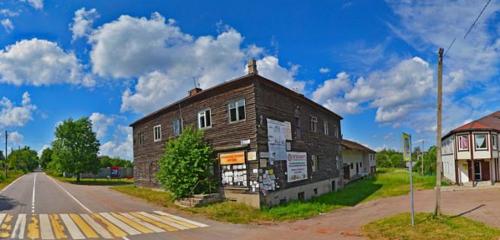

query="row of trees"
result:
[376,146,437,175]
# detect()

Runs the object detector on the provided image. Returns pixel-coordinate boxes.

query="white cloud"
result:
[89,112,114,139]
[99,125,132,160]
[0,38,93,87]
[89,12,305,114]
[0,9,20,17]
[0,92,36,128]
[319,67,330,74]
[7,131,23,146]
[21,0,43,10]
[70,8,99,40]
[1,18,13,32]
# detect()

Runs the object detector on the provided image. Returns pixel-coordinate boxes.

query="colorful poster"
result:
[287,152,308,182]
[267,119,288,162]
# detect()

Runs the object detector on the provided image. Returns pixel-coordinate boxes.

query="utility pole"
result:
[421,140,425,175]
[435,48,444,216]
[4,130,7,178]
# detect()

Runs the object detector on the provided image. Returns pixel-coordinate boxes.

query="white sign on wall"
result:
[287,152,308,182]
[267,118,288,162]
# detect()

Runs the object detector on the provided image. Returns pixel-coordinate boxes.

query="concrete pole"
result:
[435,48,444,216]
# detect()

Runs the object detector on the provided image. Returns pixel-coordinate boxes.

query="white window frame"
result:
[198,108,212,129]
[310,116,318,132]
[153,125,162,142]
[492,134,498,150]
[457,134,469,151]
[474,133,488,151]
[323,120,329,135]
[333,124,339,138]
[228,99,246,123]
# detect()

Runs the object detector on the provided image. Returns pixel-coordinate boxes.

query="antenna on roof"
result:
[192,77,200,88]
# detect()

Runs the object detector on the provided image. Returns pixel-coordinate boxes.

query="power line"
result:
[444,0,492,57]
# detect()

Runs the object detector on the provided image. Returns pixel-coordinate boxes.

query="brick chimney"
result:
[247,59,258,75]
[188,87,202,97]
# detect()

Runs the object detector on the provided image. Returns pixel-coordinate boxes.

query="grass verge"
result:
[112,168,436,224]
[0,171,25,190]
[363,212,500,240]
[52,175,134,186]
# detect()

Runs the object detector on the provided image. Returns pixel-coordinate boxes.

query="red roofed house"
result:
[442,111,500,186]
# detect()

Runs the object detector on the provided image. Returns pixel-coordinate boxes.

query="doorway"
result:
[474,161,482,181]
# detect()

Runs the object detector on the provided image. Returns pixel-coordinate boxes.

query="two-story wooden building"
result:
[442,111,500,186]
[130,60,344,208]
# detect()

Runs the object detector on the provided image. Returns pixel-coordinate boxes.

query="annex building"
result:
[130,60,344,208]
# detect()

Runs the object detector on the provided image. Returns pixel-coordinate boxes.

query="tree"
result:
[7,147,38,172]
[376,149,404,168]
[156,127,215,199]
[51,118,100,182]
[39,148,53,169]
[98,156,133,168]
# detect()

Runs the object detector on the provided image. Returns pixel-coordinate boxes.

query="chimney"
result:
[247,59,258,75]
[188,87,202,97]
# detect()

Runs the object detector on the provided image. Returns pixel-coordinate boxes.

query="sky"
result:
[0,0,499,160]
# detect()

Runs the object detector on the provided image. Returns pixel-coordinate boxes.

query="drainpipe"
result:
[470,131,475,187]
[489,131,494,185]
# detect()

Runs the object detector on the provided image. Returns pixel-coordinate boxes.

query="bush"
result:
[156,127,216,199]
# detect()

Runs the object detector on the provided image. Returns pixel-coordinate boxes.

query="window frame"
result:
[172,118,183,137]
[323,120,329,136]
[198,108,212,129]
[153,125,162,142]
[457,134,469,151]
[138,132,145,145]
[310,116,318,133]
[228,99,246,123]
[311,155,318,172]
[474,133,488,151]
[492,134,498,150]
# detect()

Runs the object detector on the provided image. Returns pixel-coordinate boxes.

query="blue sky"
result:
[0,0,499,159]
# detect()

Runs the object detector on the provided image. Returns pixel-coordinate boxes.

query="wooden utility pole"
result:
[435,48,444,216]
[421,140,425,175]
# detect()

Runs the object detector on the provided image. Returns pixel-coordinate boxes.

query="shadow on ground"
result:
[0,195,21,211]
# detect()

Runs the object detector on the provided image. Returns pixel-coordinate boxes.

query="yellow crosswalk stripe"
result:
[0,214,12,238]
[155,213,199,229]
[49,214,67,240]
[140,212,188,230]
[27,214,40,239]
[154,210,208,227]
[111,212,153,234]
[120,213,164,233]
[129,212,177,232]
[90,213,127,238]
[69,213,99,239]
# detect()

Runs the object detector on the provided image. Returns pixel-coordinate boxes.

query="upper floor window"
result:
[198,109,212,129]
[475,133,488,150]
[311,155,318,172]
[153,125,162,142]
[333,124,339,138]
[138,132,145,145]
[229,99,245,123]
[323,120,329,135]
[492,135,498,150]
[172,118,182,136]
[310,116,318,132]
[458,134,469,151]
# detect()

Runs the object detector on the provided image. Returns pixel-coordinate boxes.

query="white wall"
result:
[342,150,366,177]
[457,160,469,183]
[442,154,455,183]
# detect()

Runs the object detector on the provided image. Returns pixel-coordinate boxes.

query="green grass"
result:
[363,213,500,240]
[112,168,438,224]
[53,175,134,186]
[0,171,24,190]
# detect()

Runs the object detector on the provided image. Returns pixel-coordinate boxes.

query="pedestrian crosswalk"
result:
[0,211,208,239]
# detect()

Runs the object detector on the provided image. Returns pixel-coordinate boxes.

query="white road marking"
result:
[99,212,140,235]
[139,212,188,230]
[80,214,113,239]
[154,211,208,227]
[0,174,24,194]
[32,173,37,214]
[60,214,85,240]
[47,176,93,213]
[11,213,26,239]
[122,237,130,240]
[39,214,55,240]
[0,213,6,225]
[120,212,164,233]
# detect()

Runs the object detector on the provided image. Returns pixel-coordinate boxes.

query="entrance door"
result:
[474,161,482,181]
[460,162,469,183]
[343,166,350,180]
[356,163,359,175]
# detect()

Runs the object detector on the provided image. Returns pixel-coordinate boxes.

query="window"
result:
[198,109,212,129]
[172,118,182,136]
[333,124,339,138]
[311,155,318,172]
[138,132,145,145]
[153,125,162,142]
[475,133,488,150]
[458,134,469,151]
[492,135,498,150]
[323,120,329,135]
[310,116,318,132]
[228,99,245,123]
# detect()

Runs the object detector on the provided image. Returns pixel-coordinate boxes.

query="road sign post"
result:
[402,132,414,226]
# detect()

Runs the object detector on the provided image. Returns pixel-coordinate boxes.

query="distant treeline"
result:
[376,146,437,175]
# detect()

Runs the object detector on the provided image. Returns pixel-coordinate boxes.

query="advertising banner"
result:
[267,119,288,162]
[287,152,308,182]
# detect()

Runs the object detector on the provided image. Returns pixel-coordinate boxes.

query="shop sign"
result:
[220,151,245,165]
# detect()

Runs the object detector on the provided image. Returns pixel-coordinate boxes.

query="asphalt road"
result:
[0,171,245,240]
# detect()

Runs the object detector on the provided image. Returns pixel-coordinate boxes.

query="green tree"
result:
[157,127,215,199]
[414,146,437,175]
[51,118,100,182]
[376,149,404,168]
[7,147,38,172]
[98,156,133,168]
[39,148,53,169]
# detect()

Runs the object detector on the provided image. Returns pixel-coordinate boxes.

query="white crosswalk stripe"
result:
[80,213,114,239]
[120,212,165,233]
[139,211,189,230]
[0,213,6,225]
[154,210,209,227]
[39,214,55,240]
[99,212,141,235]
[60,213,86,240]
[10,213,26,239]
